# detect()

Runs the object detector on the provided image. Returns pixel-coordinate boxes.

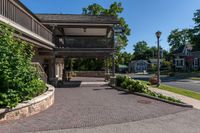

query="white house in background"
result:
[148,59,163,66]
[129,60,149,73]
[174,44,200,71]
[129,59,163,73]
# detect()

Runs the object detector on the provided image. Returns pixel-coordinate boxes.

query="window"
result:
[194,58,199,67]
[175,59,184,67]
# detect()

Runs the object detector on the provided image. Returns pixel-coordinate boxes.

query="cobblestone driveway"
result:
[0,85,189,133]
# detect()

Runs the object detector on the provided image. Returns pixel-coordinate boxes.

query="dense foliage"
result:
[116,75,148,93]
[116,75,182,103]
[168,9,200,52]
[115,52,132,66]
[0,22,46,108]
[133,41,169,60]
[192,9,200,51]
[68,58,105,71]
[168,29,193,52]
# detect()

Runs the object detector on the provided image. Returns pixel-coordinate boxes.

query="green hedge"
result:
[0,22,46,108]
[116,75,182,103]
[116,76,148,93]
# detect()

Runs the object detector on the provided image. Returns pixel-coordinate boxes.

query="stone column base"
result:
[105,73,111,81]
[49,78,58,87]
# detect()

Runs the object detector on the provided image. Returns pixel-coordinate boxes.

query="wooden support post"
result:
[112,53,115,77]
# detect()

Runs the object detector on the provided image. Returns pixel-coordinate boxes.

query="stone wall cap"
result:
[0,84,55,114]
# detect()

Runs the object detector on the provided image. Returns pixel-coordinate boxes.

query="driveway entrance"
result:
[0,82,189,133]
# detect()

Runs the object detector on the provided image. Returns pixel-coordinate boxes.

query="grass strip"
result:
[191,77,200,81]
[139,80,200,101]
[158,84,200,101]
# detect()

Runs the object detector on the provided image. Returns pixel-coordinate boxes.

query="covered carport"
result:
[36,14,119,84]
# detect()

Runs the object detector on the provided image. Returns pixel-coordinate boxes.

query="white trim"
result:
[194,58,199,68]
[175,59,185,68]
[0,15,55,48]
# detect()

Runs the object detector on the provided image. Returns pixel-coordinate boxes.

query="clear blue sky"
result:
[21,0,200,53]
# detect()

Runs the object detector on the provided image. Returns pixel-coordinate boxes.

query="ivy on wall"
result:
[0,22,46,108]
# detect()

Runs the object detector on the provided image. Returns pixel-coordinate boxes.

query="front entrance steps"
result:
[57,77,108,88]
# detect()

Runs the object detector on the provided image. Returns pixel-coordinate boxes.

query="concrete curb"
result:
[112,86,193,108]
[0,84,55,122]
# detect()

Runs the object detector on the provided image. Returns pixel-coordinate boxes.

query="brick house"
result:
[174,44,200,71]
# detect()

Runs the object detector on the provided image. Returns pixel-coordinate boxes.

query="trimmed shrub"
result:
[0,22,46,108]
[115,75,182,103]
[116,75,126,87]
[116,75,148,93]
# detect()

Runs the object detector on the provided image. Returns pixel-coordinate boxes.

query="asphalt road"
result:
[131,74,200,93]
[163,78,200,92]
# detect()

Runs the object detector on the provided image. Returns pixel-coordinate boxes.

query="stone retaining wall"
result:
[0,84,55,122]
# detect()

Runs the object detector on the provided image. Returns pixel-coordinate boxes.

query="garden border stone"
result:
[112,86,193,108]
[0,84,55,122]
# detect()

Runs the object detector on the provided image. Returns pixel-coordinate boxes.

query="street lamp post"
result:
[110,26,124,86]
[112,26,125,77]
[156,31,162,87]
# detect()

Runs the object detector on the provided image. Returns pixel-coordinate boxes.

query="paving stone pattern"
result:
[0,85,189,133]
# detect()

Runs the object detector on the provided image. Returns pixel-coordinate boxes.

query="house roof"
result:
[36,14,120,24]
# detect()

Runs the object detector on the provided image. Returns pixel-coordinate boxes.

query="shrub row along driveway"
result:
[0,85,189,133]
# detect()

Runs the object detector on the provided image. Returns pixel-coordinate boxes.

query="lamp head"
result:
[156,31,162,38]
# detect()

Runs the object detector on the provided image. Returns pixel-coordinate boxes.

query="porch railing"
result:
[56,37,113,48]
[0,0,52,42]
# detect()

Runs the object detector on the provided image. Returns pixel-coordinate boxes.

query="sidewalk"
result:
[149,87,200,109]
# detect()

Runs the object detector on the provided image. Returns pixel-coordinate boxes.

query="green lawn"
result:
[190,77,200,81]
[158,84,200,101]
[139,80,200,101]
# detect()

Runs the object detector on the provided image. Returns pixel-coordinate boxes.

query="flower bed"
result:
[116,75,182,104]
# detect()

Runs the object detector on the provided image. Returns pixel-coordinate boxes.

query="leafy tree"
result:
[168,29,193,52]
[133,41,149,60]
[148,46,157,58]
[72,58,104,71]
[192,9,200,50]
[0,22,46,108]
[83,2,131,51]
[116,52,132,66]
[132,41,169,61]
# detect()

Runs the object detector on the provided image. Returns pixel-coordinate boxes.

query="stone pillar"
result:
[112,53,115,77]
[110,53,116,86]
[55,58,64,80]
[59,63,64,80]
[49,55,58,86]
[52,55,56,78]
[63,57,67,82]
[105,57,110,81]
